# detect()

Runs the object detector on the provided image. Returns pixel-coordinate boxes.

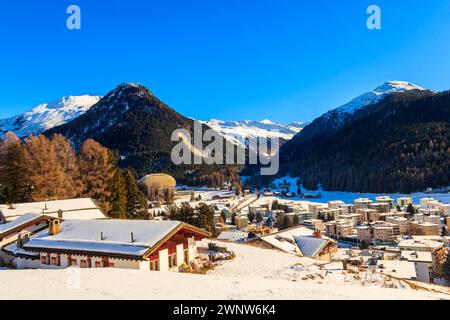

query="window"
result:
[70,259,77,267]
[80,260,87,268]
[95,261,101,268]
[51,257,57,265]
[108,262,115,268]
[41,255,47,265]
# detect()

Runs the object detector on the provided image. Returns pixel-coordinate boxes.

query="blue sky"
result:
[1,1,450,123]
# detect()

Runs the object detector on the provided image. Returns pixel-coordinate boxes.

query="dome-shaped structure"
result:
[139,173,177,190]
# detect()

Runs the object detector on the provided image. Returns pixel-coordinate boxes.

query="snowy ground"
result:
[0,241,448,300]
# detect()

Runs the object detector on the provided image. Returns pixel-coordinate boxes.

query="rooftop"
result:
[0,198,106,222]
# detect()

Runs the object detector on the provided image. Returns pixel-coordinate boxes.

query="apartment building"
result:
[325,220,354,238]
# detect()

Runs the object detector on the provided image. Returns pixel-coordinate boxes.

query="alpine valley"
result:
[2,81,450,194]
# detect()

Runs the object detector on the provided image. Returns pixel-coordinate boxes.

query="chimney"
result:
[17,234,30,249]
[313,229,322,239]
[48,219,61,236]
[57,210,64,219]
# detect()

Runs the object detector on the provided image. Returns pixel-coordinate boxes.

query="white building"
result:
[400,251,433,283]
[376,260,417,280]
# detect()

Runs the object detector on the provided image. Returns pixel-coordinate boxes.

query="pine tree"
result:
[247,212,256,223]
[197,203,215,234]
[256,213,263,223]
[0,134,31,203]
[108,169,127,219]
[123,170,149,219]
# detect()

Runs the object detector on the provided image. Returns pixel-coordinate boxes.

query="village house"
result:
[338,213,362,226]
[386,216,411,235]
[375,196,395,209]
[398,238,448,278]
[356,222,399,243]
[397,197,413,207]
[410,222,441,236]
[368,202,390,214]
[248,226,337,261]
[2,219,211,272]
[357,208,380,223]
[0,213,58,265]
[354,198,373,209]
[414,213,441,225]
[0,198,107,223]
[325,220,354,238]
[400,251,433,283]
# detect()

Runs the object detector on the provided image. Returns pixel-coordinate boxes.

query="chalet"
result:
[0,213,57,266]
[248,226,337,260]
[3,219,211,272]
[0,198,107,223]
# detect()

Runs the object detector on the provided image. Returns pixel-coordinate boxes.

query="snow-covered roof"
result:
[217,231,249,242]
[294,236,328,258]
[258,226,322,254]
[376,260,417,280]
[0,213,45,236]
[401,251,432,263]
[398,239,444,251]
[0,198,107,222]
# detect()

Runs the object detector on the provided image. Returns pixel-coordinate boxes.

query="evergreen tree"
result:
[271,200,279,210]
[247,212,256,223]
[256,213,264,223]
[123,170,149,219]
[197,202,215,234]
[108,169,127,219]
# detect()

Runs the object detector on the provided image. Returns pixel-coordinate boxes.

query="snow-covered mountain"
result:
[201,119,306,147]
[0,95,101,138]
[334,81,426,115]
[287,81,428,144]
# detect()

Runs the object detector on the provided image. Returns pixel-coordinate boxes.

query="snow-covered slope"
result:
[0,95,101,138]
[202,119,306,147]
[0,241,448,300]
[334,81,426,115]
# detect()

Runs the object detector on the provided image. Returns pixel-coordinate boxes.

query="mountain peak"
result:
[335,80,426,114]
[104,83,153,101]
[374,81,425,94]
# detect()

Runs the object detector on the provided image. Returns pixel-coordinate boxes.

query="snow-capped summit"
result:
[335,80,426,114]
[202,119,306,148]
[0,95,101,138]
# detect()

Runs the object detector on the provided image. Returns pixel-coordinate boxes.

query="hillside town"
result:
[1,173,449,300]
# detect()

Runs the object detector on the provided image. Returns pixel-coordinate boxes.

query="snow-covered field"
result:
[0,241,448,300]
